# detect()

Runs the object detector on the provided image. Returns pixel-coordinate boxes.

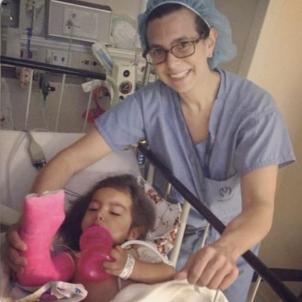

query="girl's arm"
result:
[130,259,175,283]
[103,245,175,283]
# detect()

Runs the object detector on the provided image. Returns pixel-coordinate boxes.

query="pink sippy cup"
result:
[77,225,113,282]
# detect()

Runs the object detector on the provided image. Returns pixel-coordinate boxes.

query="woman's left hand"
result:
[174,243,239,290]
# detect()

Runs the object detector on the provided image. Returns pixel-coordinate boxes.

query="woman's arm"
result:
[175,165,278,289]
[32,127,111,193]
[216,164,277,260]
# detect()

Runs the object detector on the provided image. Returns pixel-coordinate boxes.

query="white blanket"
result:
[1,235,228,302]
[111,280,228,302]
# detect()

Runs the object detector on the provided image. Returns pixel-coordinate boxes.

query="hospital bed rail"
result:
[0,55,106,80]
[0,55,106,131]
[137,141,300,302]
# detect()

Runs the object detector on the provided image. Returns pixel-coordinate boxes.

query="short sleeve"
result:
[234,110,295,175]
[94,94,145,150]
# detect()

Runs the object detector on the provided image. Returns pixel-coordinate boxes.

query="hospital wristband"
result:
[118,253,136,280]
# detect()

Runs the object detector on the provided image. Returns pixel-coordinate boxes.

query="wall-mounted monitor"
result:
[47,0,112,44]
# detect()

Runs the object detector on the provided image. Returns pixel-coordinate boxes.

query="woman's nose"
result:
[165,52,181,68]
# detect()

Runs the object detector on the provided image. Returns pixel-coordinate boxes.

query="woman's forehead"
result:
[146,8,198,45]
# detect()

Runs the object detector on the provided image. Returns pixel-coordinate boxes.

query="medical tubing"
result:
[82,90,93,132]
[0,78,15,129]
[6,132,27,206]
[137,142,299,302]
[106,75,119,106]
[92,42,113,74]
[24,69,34,130]
[55,74,66,131]
[121,240,167,263]
[54,18,73,131]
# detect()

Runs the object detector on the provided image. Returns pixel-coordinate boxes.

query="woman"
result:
[7,1,295,301]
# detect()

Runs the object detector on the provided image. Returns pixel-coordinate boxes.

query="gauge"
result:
[119,81,133,95]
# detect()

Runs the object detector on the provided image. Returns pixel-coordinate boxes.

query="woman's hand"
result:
[102,246,129,277]
[5,224,27,273]
[175,242,239,290]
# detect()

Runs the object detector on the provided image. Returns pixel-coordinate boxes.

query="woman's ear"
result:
[127,226,144,240]
[206,27,218,58]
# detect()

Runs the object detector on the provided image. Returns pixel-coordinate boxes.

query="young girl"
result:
[59,174,175,302]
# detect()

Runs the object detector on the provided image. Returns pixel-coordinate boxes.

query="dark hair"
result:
[145,3,210,52]
[59,174,156,250]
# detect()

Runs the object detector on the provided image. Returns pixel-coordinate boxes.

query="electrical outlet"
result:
[71,51,102,72]
[90,58,102,72]
[47,49,70,66]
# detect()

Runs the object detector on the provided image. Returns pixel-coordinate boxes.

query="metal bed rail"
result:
[137,141,299,302]
[0,55,106,131]
[0,55,106,80]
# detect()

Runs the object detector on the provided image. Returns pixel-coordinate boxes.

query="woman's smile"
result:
[169,69,191,80]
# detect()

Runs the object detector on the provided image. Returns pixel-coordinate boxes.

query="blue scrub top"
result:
[95,69,295,227]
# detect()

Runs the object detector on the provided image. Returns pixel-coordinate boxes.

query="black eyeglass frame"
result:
[143,35,205,65]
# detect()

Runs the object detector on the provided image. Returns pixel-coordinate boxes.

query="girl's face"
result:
[146,8,216,95]
[81,187,134,244]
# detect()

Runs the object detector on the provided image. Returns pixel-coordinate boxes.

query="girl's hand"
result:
[175,243,239,290]
[102,246,129,276]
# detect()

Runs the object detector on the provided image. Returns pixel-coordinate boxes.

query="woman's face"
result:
[81,187,134,244]
[146,8,215,94]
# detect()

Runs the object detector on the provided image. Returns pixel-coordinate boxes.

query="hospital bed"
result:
[0,129,301,302]
[0,56,301,302]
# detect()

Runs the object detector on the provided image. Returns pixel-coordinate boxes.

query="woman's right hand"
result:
[5,224,27,273]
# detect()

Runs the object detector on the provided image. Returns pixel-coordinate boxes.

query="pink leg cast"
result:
[17,190,75,286]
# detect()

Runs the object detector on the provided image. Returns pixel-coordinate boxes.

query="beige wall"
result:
[244,0,302,300]
[217,0,265,73]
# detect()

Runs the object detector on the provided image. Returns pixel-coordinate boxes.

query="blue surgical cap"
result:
[138,0,236,69]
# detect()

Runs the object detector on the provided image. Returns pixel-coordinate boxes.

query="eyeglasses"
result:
[144,36,202,65]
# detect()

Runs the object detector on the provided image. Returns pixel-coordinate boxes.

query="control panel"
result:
[112,64,136,100]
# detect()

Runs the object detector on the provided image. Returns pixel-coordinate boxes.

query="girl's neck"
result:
[180,69,220,113]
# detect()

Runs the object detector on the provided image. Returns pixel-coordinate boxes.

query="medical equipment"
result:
[92,42,113,74]
[112,64,136,100]
[91,43,136,103]
[47,0,112,44]
[27,131,47,170]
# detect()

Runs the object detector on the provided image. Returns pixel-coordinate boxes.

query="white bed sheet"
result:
[0,130,140,215]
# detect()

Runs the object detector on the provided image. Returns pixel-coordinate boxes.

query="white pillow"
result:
[0,130,140,211]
